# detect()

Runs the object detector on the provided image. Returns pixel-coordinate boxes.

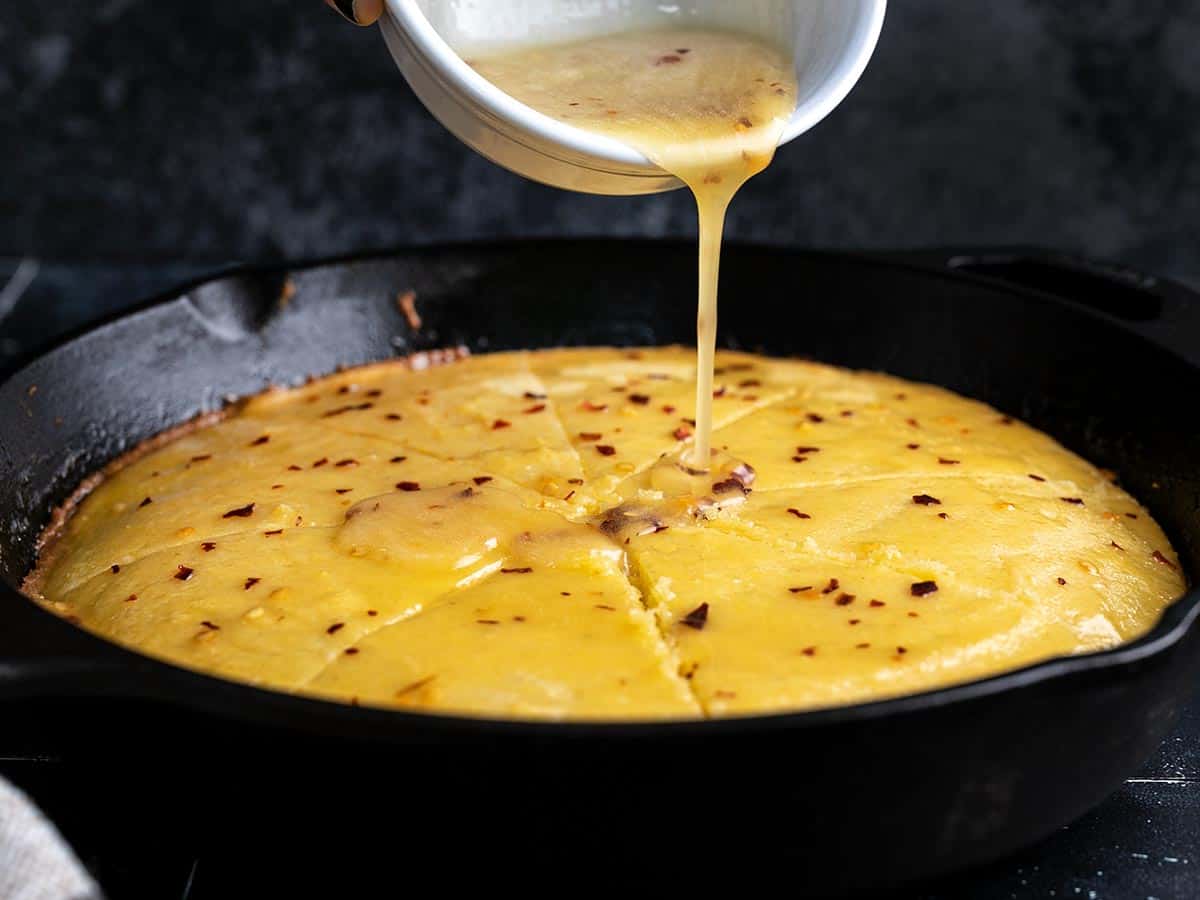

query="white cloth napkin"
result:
[0,778,100,900]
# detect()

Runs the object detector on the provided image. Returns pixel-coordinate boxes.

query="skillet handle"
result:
[0,590,149,700]
[882,247,1200,367]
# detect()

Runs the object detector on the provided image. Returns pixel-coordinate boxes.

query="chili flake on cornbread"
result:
[25,348,1185,720]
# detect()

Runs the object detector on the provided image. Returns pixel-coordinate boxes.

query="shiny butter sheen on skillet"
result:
[25,347,1185,720]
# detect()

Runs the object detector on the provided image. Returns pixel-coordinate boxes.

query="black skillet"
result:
[0,241,1197,894]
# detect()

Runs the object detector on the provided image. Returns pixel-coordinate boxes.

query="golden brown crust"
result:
[21,347,471,597]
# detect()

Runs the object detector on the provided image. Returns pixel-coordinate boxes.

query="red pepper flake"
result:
[906,443,920,450]
[263,529,283,537]
[125,594,138,603]
[335,488,353,495]
[394,675,436,699]
[1111,541,1125,551]
[629,393,651,405]
[568,478,584,485]
[673,426,692,440]
[312,458,329,468]
[271,484,284,490]
[578,432,603,442]
[138,496,153,508]
[869,599,885,608]
[561,591,571,597]
[912,494,941,506]
[1126,512,1139,519]
[841,410,854,418]
[335,458,359,467]
[201,542,216,552]
[1028,474,1046,482]
[712,387,727,398]
[200,621,220,631]
[395,481,421,492]
[1152,550,1178,570]
[835,593,856,607]
[1057,577,1067,586]
[910,581,938,597]
[580,400,608,412]
[337,385,353,395]
[680,603,709,630]
[344,647,360,656]
[938,512,949,519]
[110,564,121,574]
[791,456,809,463]
[523,404,546,414]
[174,565,194,581]
[1060,497,1084,505]
[801,646,816,657]
[500,567,534,575]
[896,646,908,655]
[594,604,615,611]
[321,402,373,418]
[244,577,260,590]
[476,619,501,625]
[849,618,861,625]
[786,508,811,519]
[795,446,821,455]
[287,464,302,471]
[492,419,512,430]
[739,379,762,388]
[326,622,345,635]
[222,503,255,519]
[856,642,870,649]
[908,611,920,618]
[564,490,576,501]
[366,609,378,617]
[822,578,840,594]
[938,458,961,466]
[250,435,270,446]
[472,476,493,485]
[806,413,824,423]
[366,389,383,398]
[390,456,407,463]
[385,413,403,421]
[596,445,617,456]
[655,54,682,65]
[907,418,920,428]
[662,404,677,414]
[788,586,813,594]
[190,454,212,463]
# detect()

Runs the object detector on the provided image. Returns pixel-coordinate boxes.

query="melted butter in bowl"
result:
[26,348,1186,720]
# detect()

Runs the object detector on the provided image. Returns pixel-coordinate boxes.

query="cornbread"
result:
[26,348,1185,719]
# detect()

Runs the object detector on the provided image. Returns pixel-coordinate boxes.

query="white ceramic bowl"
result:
[380,0,887,195]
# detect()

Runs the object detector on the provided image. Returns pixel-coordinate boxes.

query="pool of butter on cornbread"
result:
[25,348,1185,720]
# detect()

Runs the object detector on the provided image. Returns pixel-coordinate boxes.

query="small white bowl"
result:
[380,0,887,195]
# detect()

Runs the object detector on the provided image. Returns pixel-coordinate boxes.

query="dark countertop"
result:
[0,256,1197,899]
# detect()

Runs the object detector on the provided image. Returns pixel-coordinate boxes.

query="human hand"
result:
[323,0,383,26]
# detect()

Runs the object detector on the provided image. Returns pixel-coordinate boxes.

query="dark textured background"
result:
[1,0,1198,271]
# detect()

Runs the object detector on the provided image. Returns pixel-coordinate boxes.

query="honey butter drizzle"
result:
[472,28,798,469]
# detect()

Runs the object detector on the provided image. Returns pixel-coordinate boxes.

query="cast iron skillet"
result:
[1,242,1198,893]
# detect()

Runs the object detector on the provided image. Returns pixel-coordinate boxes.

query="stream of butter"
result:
[472,28,798,469]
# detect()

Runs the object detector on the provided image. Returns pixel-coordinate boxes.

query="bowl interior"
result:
[388,0,887,173]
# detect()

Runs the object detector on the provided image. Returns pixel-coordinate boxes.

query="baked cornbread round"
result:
[26,348,1185,720]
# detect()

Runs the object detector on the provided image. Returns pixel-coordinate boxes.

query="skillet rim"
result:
[2,239,1197,735]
